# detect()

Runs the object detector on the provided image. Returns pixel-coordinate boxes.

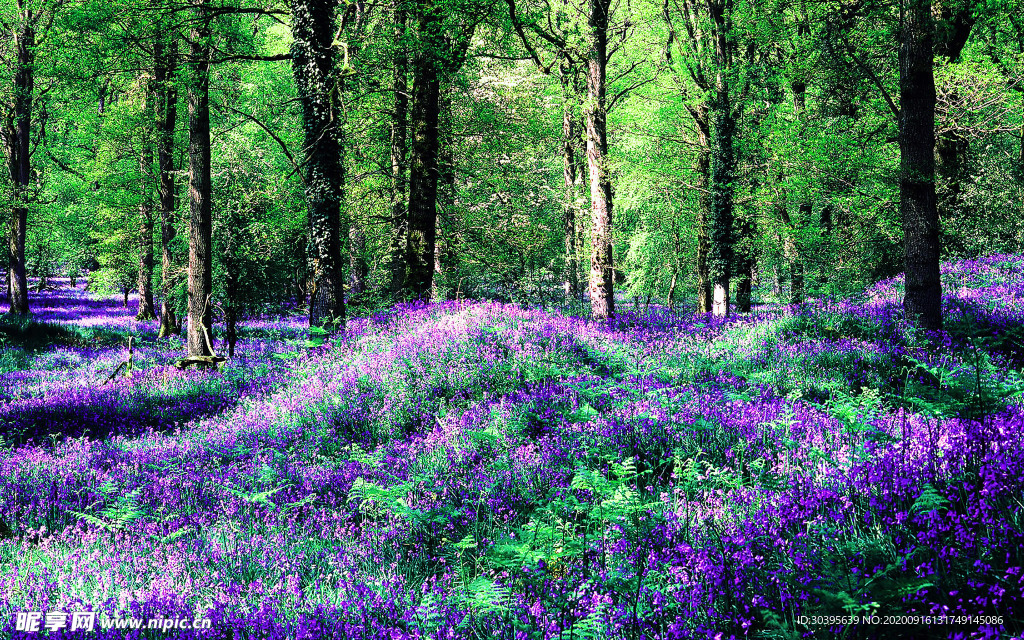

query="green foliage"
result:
[70,480,146,533]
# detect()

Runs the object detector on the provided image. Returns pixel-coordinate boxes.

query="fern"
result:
[911,483,949,516]
[567,602,608,640]
[215,481,292,509]
[466,576,510,618]
[70,486,146,532]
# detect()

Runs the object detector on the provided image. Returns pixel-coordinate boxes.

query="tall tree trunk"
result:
[433,90,456,301]
[349,225,367,297]
[935,127,966,219]
[734,217,754,312]
[789,80,809,304]
[585,0,614,320]
[225,265,238,357]
[707,0,734,318]
[186,0,214,356]
[136,170,156,320]
[155,35,180,337]
[406,0,442,302]
[388,2,409,298]
[136,78,157,321]
[900,0,942,329]
[775,170,803,305]
[560,60,581,303]
[708,100,734,317]
[692,104,713,313]
[291,0,346,328]
[5,20,33,315]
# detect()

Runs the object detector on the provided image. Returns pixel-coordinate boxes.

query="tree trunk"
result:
[667,269,677,311]
[789,80,809,304]
[560,60,581,303]
[692,105,713,313]
[900,0,942,329]
[585,0,614,320]
[734,220,754,312]
[406,0,443,302]
[349,223,367,297]
[155,35,180,337]
[136,179,156,320]
[136,77,156,321]
[5,20,33,315]
[935,128,966,219]
[388,2,409,298]
[708,100,734,317]
[707,0,734,318]
[291,0,346,328]
[186,0,214,356]
[433,90,457,301]
[225,267,238,357]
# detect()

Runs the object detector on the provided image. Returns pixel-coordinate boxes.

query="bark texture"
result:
[693,105,713,313]
[900,0,942,329]
[707,0,734,318]
[388,2,410,298]
[186,0,214,356]
[585,0,615,320]
[291,0,346,328]
[406,0,442,301]
[560,61,582,304]
[136,77,156,321]
[4,20,33,315]
[156,36,180,337]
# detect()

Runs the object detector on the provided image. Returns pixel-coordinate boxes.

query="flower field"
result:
[2,257,1024,639]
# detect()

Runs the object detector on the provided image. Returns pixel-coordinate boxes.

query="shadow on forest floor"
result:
[0,369,264,448]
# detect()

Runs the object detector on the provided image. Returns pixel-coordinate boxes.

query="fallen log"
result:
[173,355,227,370]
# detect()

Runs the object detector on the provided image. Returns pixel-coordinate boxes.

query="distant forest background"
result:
[2,0,1022,347]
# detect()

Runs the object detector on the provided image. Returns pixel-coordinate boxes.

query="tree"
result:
[186,0,214,356]
[504,0,587,305]
[584,0,614,319]
[387,1,410,298]
[900,0,942,329]
[136,73,156,320]
[154,31,181,337]
[1,2,41,315]
[290,0,345,328]
[664,0,743,317]
[404,0,444,301]
[404,0,478,302]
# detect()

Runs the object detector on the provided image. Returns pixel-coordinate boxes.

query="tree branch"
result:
[218,104,304,184]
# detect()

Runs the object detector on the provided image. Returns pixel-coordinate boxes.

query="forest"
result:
[2,0,1024,637]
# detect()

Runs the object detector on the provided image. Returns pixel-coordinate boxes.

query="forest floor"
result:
[2,259,1024,639]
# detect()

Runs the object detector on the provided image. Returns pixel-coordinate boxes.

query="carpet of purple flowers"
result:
[2,256,1024,639]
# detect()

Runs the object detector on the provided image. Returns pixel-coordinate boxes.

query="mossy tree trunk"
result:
[291,0,346,328]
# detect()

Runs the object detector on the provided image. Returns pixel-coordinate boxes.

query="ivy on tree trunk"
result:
[291,0,346,329]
